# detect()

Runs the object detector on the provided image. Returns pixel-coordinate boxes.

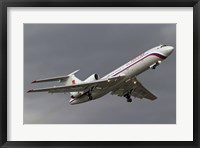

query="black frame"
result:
[0,0,199,147]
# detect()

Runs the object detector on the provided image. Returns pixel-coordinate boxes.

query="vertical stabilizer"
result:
[65,74,82,86]
[65,70,82,97]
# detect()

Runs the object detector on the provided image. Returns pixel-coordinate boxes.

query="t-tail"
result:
[29,69,82,96]
[65,70,82,97]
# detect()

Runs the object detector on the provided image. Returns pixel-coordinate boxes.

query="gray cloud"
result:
[24,24,176,124]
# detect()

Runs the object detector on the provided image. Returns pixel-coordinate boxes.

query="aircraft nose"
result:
[163,46,174,56]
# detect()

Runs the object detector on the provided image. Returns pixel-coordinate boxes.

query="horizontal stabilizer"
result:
[31,70,79,84]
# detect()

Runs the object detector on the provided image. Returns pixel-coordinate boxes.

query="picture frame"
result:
[0,0,199,147]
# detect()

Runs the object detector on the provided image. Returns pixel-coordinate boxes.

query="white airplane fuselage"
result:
[69,45,174,105]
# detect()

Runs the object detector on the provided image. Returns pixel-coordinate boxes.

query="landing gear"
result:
[151,62,159,69]
[152,65,157,69]
[127,98,132,102]
[150,61,162,69]
[124,93,132,103]
[87,91,93,100]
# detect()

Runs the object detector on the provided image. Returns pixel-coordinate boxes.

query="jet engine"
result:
[84,74,99,82]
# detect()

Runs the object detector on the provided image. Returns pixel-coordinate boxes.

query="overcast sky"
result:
[24,24,176,124]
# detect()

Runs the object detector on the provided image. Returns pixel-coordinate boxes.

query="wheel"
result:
[88,94,93,100]
[124,93,132,102]
[124,94,131,99]
[127,98,132,102]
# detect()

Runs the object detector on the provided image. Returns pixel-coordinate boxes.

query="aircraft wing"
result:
[27,75,125,93]
[111,77,157,100]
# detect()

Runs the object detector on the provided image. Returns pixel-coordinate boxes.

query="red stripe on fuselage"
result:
[113,53,166,76]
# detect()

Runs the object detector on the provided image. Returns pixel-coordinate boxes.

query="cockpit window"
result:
[160,45,167,48]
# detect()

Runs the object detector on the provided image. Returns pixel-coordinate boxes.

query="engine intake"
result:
[84,74,99,82]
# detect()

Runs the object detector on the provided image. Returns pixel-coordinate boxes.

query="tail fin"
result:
[65,70,82,86]
[65,70,82,97]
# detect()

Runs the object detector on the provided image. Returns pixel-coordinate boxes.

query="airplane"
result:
[27,45,174,105]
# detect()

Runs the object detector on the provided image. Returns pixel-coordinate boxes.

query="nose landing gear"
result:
[150,60,162,69]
